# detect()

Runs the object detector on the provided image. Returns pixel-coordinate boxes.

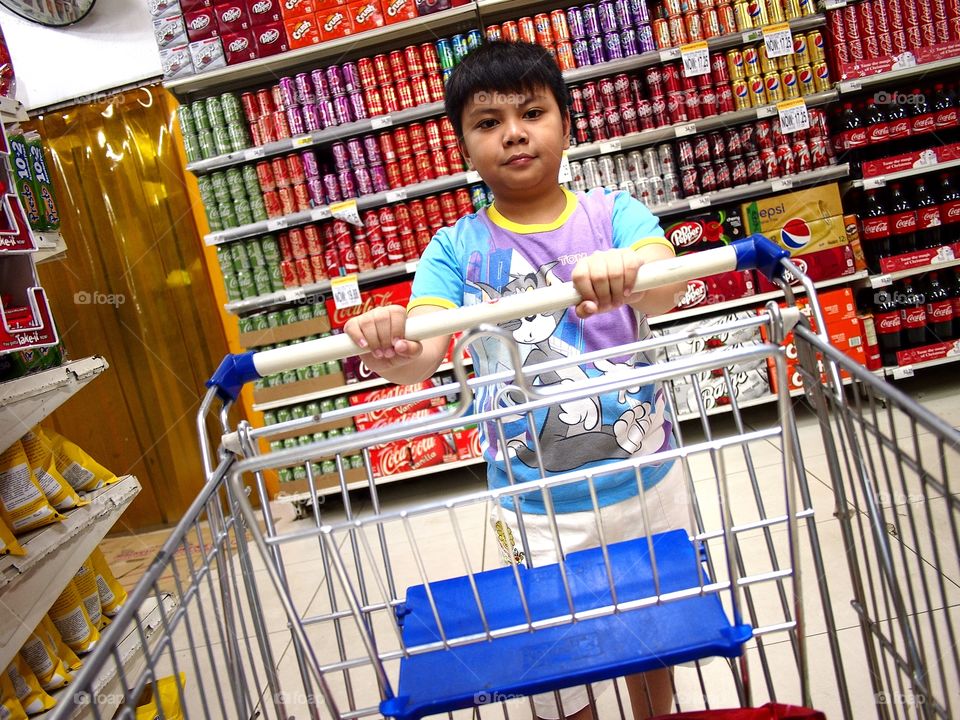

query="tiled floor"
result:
[104,371,959,719]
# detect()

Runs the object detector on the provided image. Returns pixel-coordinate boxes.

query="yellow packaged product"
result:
[45,429,118,492]
[0,442,63,534]
[39,617,81,672]
[89,547,127,616]
[134,673,186,720]
[5,656,55,715]
[18,626,71,692]
[0,668,28,720]
[49,581,100,654]
[73,560,103,629]
[21,428,86,511]
[0,516,24,556]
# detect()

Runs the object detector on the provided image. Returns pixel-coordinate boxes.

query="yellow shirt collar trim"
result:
[487,188,579,234]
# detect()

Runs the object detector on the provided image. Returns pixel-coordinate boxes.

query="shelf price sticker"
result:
[599,139,622,154]
[243,146,265,161]
[267,217,289,232]
[371,115,393,130]
[330,199,362,227]
[680,42,711,78]
[892,365,915,380]
[386,189,408,203]
[466,170,483,184]
[771,177,794,192]
[871,274,893,289]
[742,29,762,43]
[675,123,697,137]
[756,104,778,119]
[777,98,810,134]
[863,176,887,190]
[311,206,332,222]
[558,152,573,183]
[331,275,361,310]
[763,23,793,59]
[659,47,681,62]
[689,195,712,209]
[292,135,313,148]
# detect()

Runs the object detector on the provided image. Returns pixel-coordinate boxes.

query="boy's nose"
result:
[502,120,527,145]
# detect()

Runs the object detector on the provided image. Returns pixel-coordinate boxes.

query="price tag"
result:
[756,104,778,119]
[777,98,810,134]
[823,0,847,7]
[763,22,793,59]
[742,29,762,43]
[863,176,887,190]
[331,275,361,310]
[291,135,313,148]
[267,218,289,232]
[558,151,573,183]
[243,146,265,161]
[330,198,362,227]
[771,178,794,192]
[386,189,408,203]
[689,195,712,209]
[680,41,711,78]
[600,139,622,154]
[465,170,483,184]
[674,123,697,137]
[206,232,226,246]
[841,79,863,93]
[310,206,332,221]
[892,365,915,380]
[659,47,681,62]
[371,115,394,130]
[283,288,306,303]
[871,274,893,289]
[405,261,419,274]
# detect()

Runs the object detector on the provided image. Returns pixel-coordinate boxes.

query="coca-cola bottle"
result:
[888,182,918,255]
[913,176,942,250]
[873,288,903,366]
[840,101,868,174]
[933,82,959,130]
[898,278,928,349]
[861,188,891,273]
[949,268,960,338]
[924,271,955,343]
[864,98,889,154]
[909,87,936,135]
[939,172,960,245]
[885,94,913,158]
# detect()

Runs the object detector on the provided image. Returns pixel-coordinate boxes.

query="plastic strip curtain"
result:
[29,84,234,528]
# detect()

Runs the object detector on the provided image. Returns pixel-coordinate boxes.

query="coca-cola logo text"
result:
[927,302,953,320]
[893,213,918,232]
[372,442,410,476]
[902,308,927,326]
[876,313,901,332]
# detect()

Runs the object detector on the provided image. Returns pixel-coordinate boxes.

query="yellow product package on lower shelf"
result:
[0,442,64,534]
[134,673,187,720]
[5,656,55,715]
[49,580,100,654]
[89,546,127,616]
[0,516,24,556]
[18,626,72,692]
[45,428,119,493]
[0,668,27,720]
[73,560,104,629]
[39,616,82,672]
[21,428,86,511]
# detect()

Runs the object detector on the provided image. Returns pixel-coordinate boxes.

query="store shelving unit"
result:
[852,157,960,190]
[836,54,960,95]
[883,353,960,379]
[0,95,28,124]
[865,259,960,288]
[0,475,142,670]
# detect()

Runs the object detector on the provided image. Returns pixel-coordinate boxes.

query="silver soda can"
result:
[627,151,644,181]
[598,155,617,186]
[569,161,589,192]
[634,176,651,205]
[656,143,676,175]
[619,178,637,198]
[642,147,661,177]
[615,154,632,184]
[647,175,666,207]
[662,172,682,202]
[583,158,603,189]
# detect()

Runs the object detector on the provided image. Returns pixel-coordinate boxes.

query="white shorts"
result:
[489,463,694,719]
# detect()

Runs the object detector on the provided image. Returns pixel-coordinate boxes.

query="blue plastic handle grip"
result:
[731,234,790,281]
[206,350,259,402]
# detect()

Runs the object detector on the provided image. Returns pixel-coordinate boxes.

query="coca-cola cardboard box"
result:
[862,142,960,179]
[370,441,412,477]
[148,0,181,19]
[741,183,847,257]
[755,245,856,293]
[221,30,257,64]
[189,37,227,71]
[349,380,444,431]
[663,208,745,255]
[317,7,354,40]
[215,1,251,32]
[283,14,321,48]
[159,45,194,79]
[896,339,960,368]
[280,0,314,17]
[184,7,219,40]
[246,0,282,25]
[325,280,413,330]
[382,0,418,24]
[349,0,384,32]
[670,269,755,313]
[409,433,448,470]
[835,38,960,81]
[254,22,288,55]
[453,426,481,460]
[154,14,188,49]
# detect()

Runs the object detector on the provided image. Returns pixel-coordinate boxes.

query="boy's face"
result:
[458,86,570,197]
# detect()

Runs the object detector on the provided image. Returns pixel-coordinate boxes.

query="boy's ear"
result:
[458,136,472,168]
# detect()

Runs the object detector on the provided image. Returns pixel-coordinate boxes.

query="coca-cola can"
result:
[325,65,345,96]
[636,99,655,130]
[684,89,702,120]
[292,182,311,211]
[663,62,683,93]
[395,80,415,110]
[384,159,403,189]
[651,95,669,126]
[413,152,436,182]
[356,58,377,89]
[271,156,290,186]
[380,84,401,114]
[693,134,711,164]
[698,163,717,192]
[681,165,699,196]
[792,138,812,172]
[399,156,418,186]
[408,123,429,154]
[316,98,337,129]
[621,104,640,133]
[900,0,922,49]
[278,185,296,215]
[322,238,340,277]
[285,107,305,136]
[700,85,719,116]
[774,143,795,176]
[286,153,307,184]
[273,109,291,139]
[872,1,894,55]
[323,173,342,203]
[256,161,276,191]
[858,3,881,58]
[262,189,282,217]
[667,91,688,123]
[278,77,296,110]
[346,91,366,121]
[840,5,865,61]
[392,126,412,157]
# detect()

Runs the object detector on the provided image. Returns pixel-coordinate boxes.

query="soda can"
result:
[582,158,603,188]
[756,119,777,149]
[629,99,650,130]
[271,109,291,139]
[279,185,298,215]
[393,80,414,110]
[435,39,456,71]
[424,73,445,103]
[408,76,430,107]
[707,52,730,84]
[651,18,672,48]
[332,142,351,171]
[571,38,592,66]
[587,111,607,140]
[680,165,699,196]
[758,45,778,75]
[620,27,639,56]
[651,94,670,125]
[603,105,623,135]
[238,93,259,125]
[774,143,795,175]
[205,96,227,128]
[665,91,686,123]
[664,0,683,15]
[355,57,377,89]
[301,105,323,133]
[501,20,520,42]
[647,176,666,206]
[572,112,591,143]
[685,11,704,41]
[663,62,683,93]
[551,42,574,70]
[763,71,784,103]
[380,84,401,114]
[699,84,718,116]
[742,45,760,75]
[683,89,701,119]
[713,160,732,190]
[645,66,666,97]
[745,75,765,107]
[383,159,403,189]
[346,91,366,120]
[534,13,554,45]
[581,82,600,114]
[589,35,607,64]
[286,154,307,185]
[451,34,470,63]
[701,6,722,38]
[674,138,694,168]
[668,14,688,44]
[739,150,761,182]
[598,0,619,32]
[702,131,723,162]
[515,17,535,43]
[812,61,831,92]
[182,133,202,163]
[261,189,281,218]
[789,137,811,172]
[320,173,340,203]
[690,134,710,165]
[386,50,406,80]
[485,24,502,41]
[643,146,664,176]
[755,146,775,179]
[397,155,417,185]
[582,3,601,35]
[637,22,656,51]
[598,77,617,108]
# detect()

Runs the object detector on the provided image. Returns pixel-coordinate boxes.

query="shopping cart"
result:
[50,236,958,720]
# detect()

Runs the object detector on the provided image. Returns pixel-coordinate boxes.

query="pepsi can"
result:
[567,6,587,38]
[582,3,601,36]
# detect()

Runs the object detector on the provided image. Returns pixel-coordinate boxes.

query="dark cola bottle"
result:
[913,176,942,250]
[909,87,936,136]
[840,101,868,175]
[888,182,918,255]
[924,271,955,343]
[873,288,903,366]
[864,98,889,159]
[939,172,960,245]
[860,188,891,273]
[884,93,913,159]
[898,278,928,349]
[933,82,959,131]
[949,268,960,338]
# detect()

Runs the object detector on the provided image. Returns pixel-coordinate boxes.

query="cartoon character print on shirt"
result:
[469,259,669,474]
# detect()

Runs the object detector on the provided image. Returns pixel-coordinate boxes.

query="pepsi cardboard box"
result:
[663,207,745,255]
[741,183,847,257]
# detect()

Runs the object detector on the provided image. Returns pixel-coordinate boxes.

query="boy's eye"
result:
[525,108,544,119]
[477,118,498,129]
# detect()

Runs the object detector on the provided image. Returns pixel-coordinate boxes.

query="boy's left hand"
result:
[572,248,645,319]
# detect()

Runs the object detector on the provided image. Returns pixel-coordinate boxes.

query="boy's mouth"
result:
[504,153,535,166]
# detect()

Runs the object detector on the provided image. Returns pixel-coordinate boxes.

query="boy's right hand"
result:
[343,305,423,372]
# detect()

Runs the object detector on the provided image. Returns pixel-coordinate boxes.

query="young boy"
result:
[344,41,691,720]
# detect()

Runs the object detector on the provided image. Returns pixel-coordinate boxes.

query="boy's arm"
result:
[627,243,686,317]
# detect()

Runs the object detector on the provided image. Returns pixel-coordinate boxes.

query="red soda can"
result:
[698,163,717,192]
[707,131,725,161]
[755,120,774,149]
[614,73,632,105]
[663,63,683,93]
[454,189,473,217]
[380,83,401,114]
[684,89,702,120]
[279,259,298,287]
[399,156,419,186]
[240,92,259,124]
[739,121,756,149]
[309,254,327,281]
[288,227,308,258]
[385,159,403,189]
[702,6,722,37]
[651,95,670,125]
[372,54,392,81]
[857,2,881,59]
[392,126,412,157]
[248,123,263,147]
[716,83,736,112]
[652,18,672,48]
[582,82,601,113]
[808,134,828,168]
[439,192,460,225]
[700,84,719,116]
[598,77,617,108]
[570,86,587,114]
[744,151,763,181]
[278,231,293,260]
[294,257,314,285]
[378,132,398,162]
[286,154,306,184]
[667,91,688,123]
[630,76,645,103]
[427,73,446,103]
[933,0,950,41]
[681,165,699,196]
[693,134,711,163]
[574,113,591,143]
[756,147,776,179]
[645,66,666,97]
[501,20,520,42]
[256,161,276,191]
[366,234,388,269]
[395,79,416,110]
[304,224,324,255]
[556,42,577,70]
[685,11,704,41]
[681,73,697,92]
[899,0,922,49]
[841,5,865,61]
[262,190,282,218]
[413,153,436,182]
[589,111,609,140]
[792,138,812,172]
[774,144,794,176]
[364,87,385,116]
[605,105,624,135]
[403,45,424,77]
[411,76,432,106]
[711,52,730,83]
[551,9,571,41]
[357,58,377,89]
[717,2,737,34]
[872,1,894,56]
[668,14,689,44]
[677,138,695,167]
[723,127,743,157]
[271,157,291,187]
[534,13,554,45]
[408,123,428,153]
[256,89,275,117]
[378,207,403,262]
[273,110,291,139]
[424,195,444,230]
[729,155,748,185]
[518,16,537,43]
[636,99,655,129]
[714,160,732,190]
[621,104,640,133]
[420,43,441,73]
[446,146,464,172]
[354,240,372,272]
[424,119,442,149]
[292,182,311,211]
[388,50,406,80]
[271,85,284,111]
[322,236,340,277]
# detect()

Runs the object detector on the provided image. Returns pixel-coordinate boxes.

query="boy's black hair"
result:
[444,41,570,138]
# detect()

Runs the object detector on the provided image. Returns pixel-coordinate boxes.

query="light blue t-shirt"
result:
[410,187,675,513]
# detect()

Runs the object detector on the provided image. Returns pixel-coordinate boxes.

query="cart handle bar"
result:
[207,234,788,401]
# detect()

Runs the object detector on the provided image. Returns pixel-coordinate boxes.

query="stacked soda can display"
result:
[179,95,251,163]
[649,0,817,49]
[196,166,270,231]
[728,33,831,111]
[238,300,328,336]
[373,116,467,190]
[215,235,286,300]
[486,1,656,70]
[566,146,684,208]
[825,0,959,75]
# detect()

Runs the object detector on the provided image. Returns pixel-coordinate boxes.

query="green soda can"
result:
[278,468,293,483]
[250,196,269,223]
[220,92,242,118]
[298,434,312,447]
[246,238,265,266]
[295,364,313,382]
[297,305,313,322]
[326,428,341,440]
[182,132,202,163]
[321,459,337,475]
[470,185,487,211]
[228,123,249,152]
[269,263,284,292]
[234,197,254,226]
[230,242,251,269]
[320,398,335,414]
[177,105,197,135]
[205,204,223,232]
[267,311,282,327]
[269,440,284,453]
[281,308,298,325]
[242,165,260,194]
[218,201,238,228]
[226,168,246,201]
[253,312,270,331]
[236,269,257,299]
[334,396,349,410]
[215,245,234,274]
[197,128,216,160]
[253,265,273,295]
[282,369,299,384]
[291,405,306,420]
[213,125,233,155]
[305,401,321,417]
[312,432,325,443]
[293,465,307,481]
[349,454,364,469]
[260,235,281,262]
[313,302,328,319]
[254,377,268,390]
[436,38,456,71]
[238,316,254,334]
[341,425,355,437]
[197,175,217,206]
[262,410,277,425]
[211,172,231,204]
[325,359,340,375]
[276,408,293,424]
[312,362,326,376]
[283,438,298,450]
[190,100,211,130]
[205,96,226,128]
[224,272,242,302]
